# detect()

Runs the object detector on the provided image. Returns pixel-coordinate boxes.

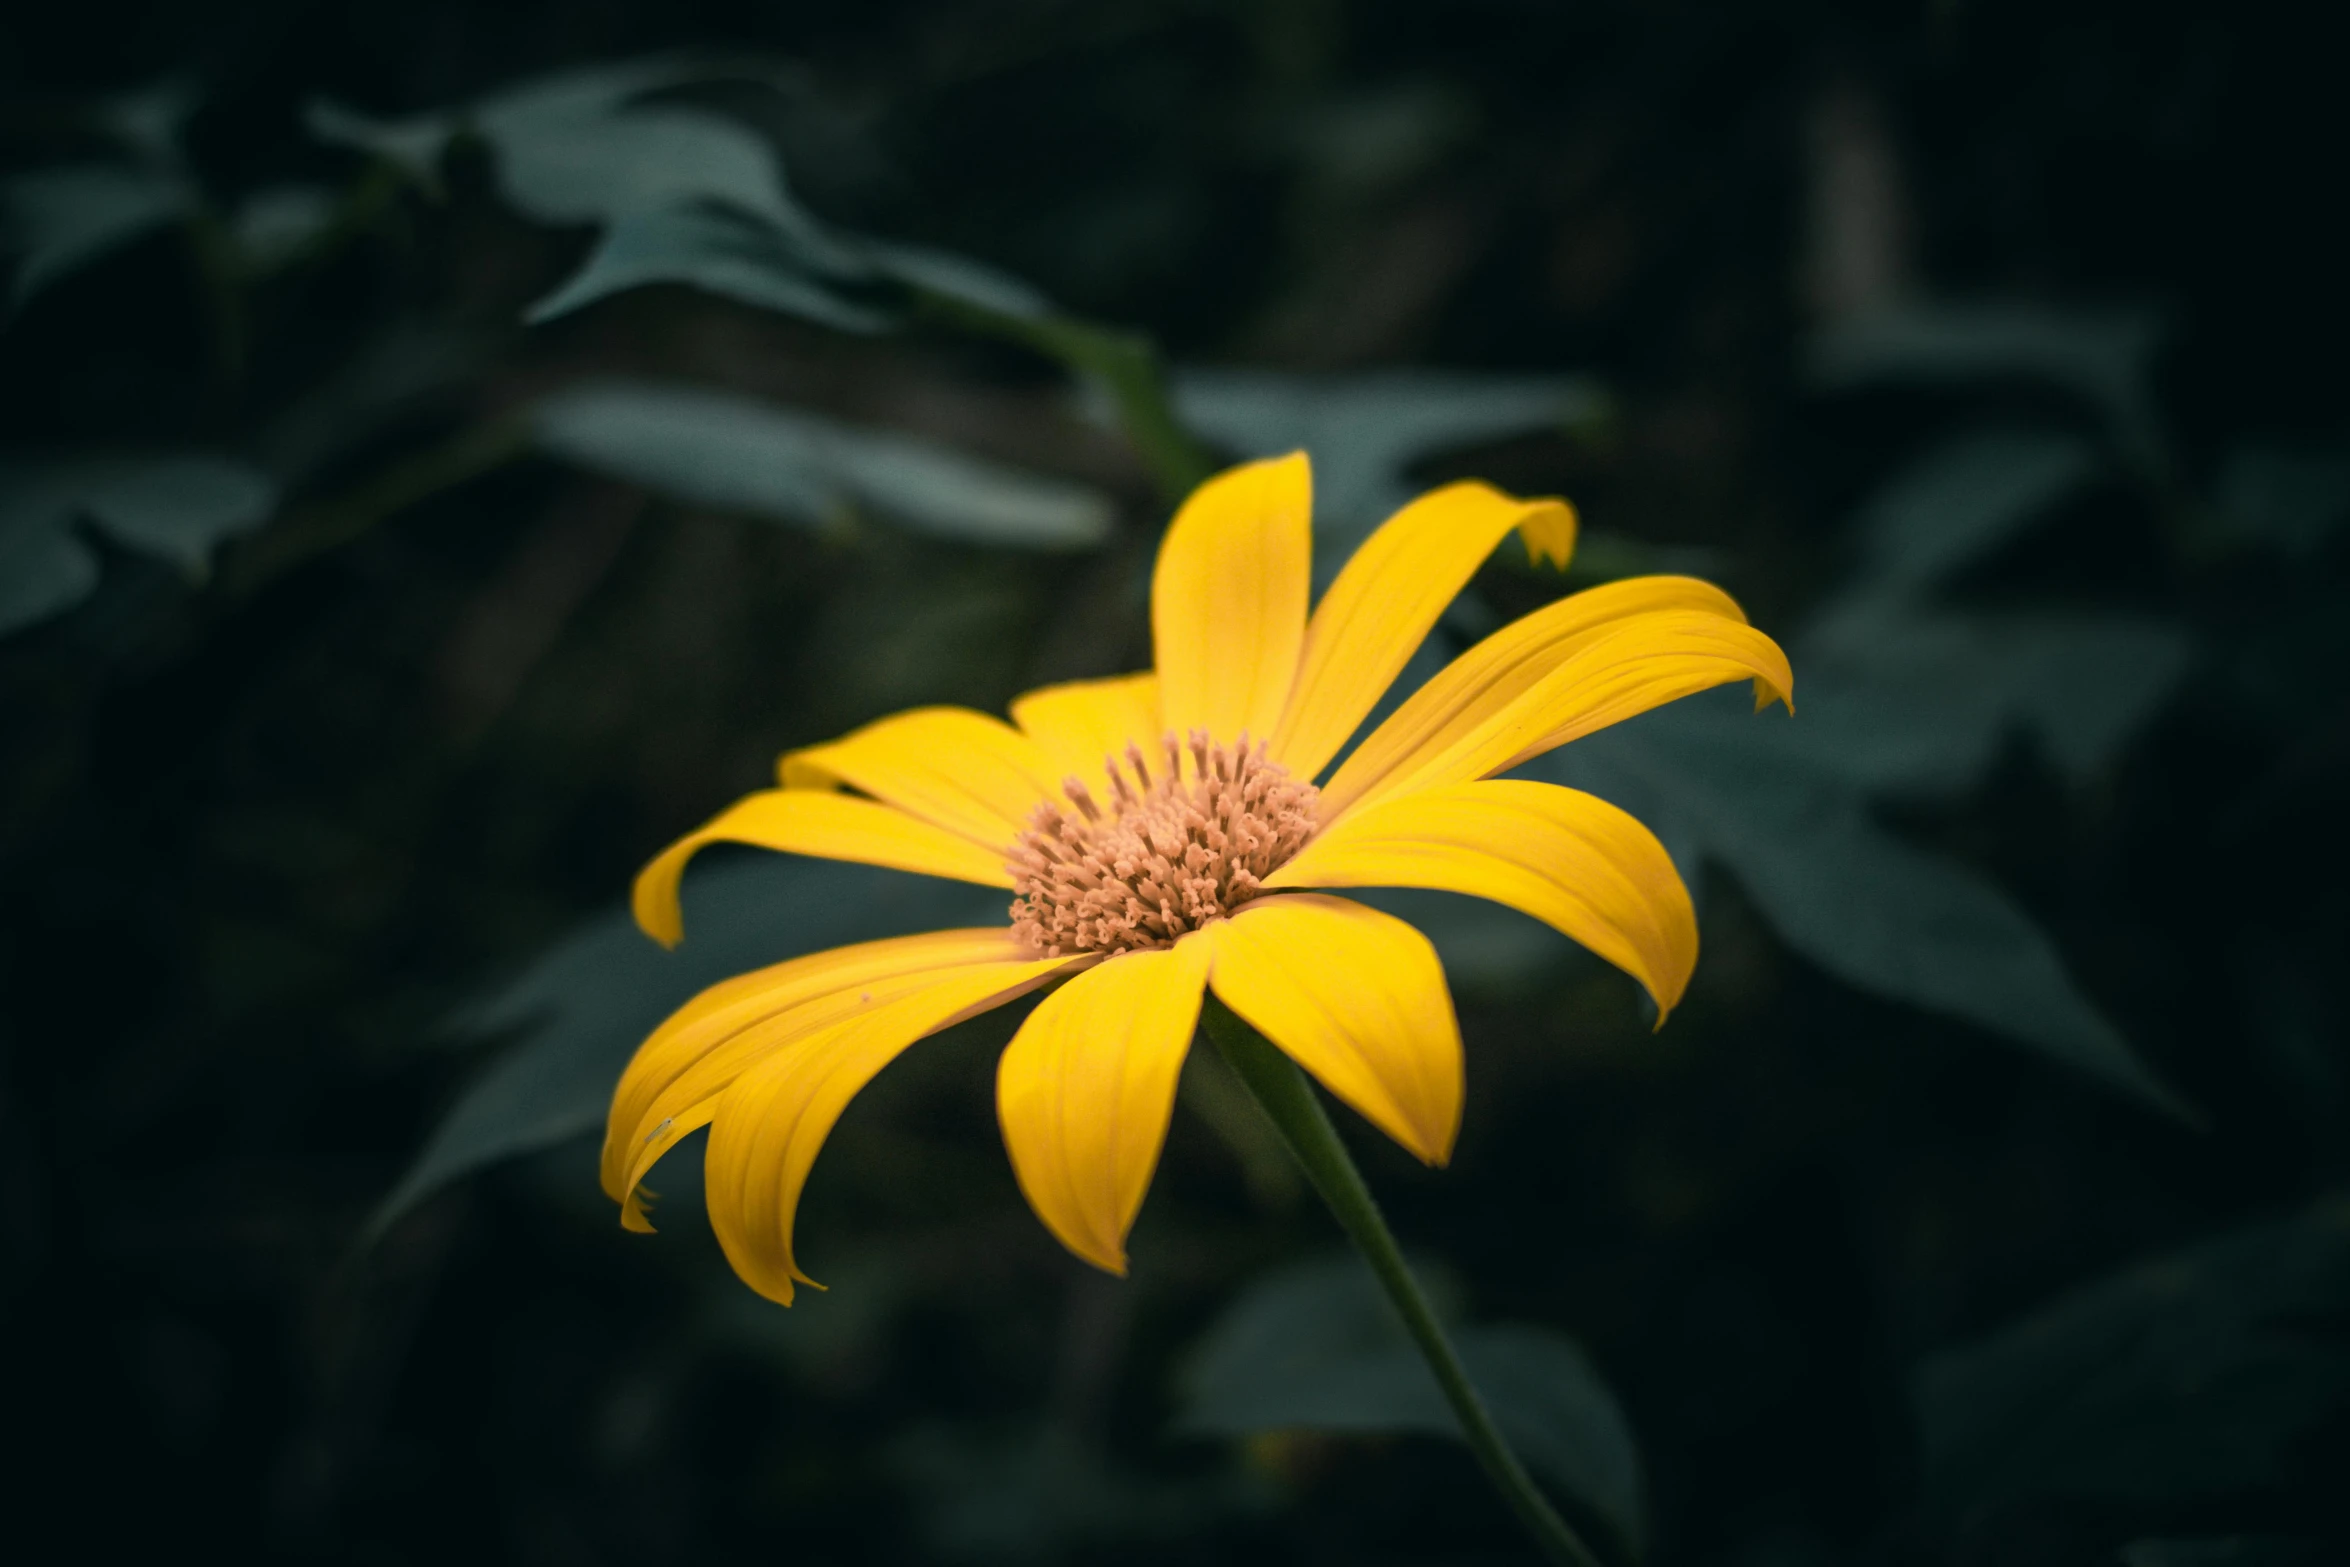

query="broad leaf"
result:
[2,164,191,308]
[1809,303,2168,473]
[1177,1252,1646,1557]
[532,380,1113,549]
[1843,428,2102,596]
[1789,609,2195,796]
[1916,1199,2350,1524]
[374,853,1005,1232]
[0,455,276,635]
[1542,700,2183,1114]
[524,204,888,330]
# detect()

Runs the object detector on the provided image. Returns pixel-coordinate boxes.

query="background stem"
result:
[911,289,1218,505]
[1199,997,1610,1567]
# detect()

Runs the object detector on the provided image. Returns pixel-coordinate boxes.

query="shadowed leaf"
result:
[1177,1252,1646,1558]
[531,379,1112,549]
[1917,1200,2350,1524]
[373,855,1004,1232]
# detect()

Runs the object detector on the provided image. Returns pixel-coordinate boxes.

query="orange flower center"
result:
[1008,732,1320,956]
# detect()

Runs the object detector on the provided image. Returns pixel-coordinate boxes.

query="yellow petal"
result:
[1269,483,1576,781]
[704,953,1073,1304]
[995,936,1213,1274]
[1153,453,1312,746]
[1323,601,1793,820]
[1267,780,1697,1020]
[631,789,1014,948]
[601,927,1036,1214]
[1008,671,1160,798]
[1315,576,1760,819]
[779,706,1064,853]
[1207,893,1462,1165]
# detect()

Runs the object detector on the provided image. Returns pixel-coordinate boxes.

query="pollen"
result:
[1008,732,1320,957]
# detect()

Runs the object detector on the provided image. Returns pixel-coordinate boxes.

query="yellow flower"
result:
[607,453,1792,1303]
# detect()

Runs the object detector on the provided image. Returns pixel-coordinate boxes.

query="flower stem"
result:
[908,288,1218,505]
[1201,997,1608,1567]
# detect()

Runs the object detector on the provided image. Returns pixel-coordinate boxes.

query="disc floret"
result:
[1009,732,1319,956]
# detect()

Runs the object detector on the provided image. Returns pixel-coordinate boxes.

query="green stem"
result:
[912,290,1217,505]
[1201,997,1608,1567]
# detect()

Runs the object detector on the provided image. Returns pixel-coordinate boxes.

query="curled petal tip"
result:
[1517,499,1578,571]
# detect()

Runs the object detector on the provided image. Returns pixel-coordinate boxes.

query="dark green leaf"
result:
[372,854,1004,1232]
[531,379,1112,549]
[1810,304,2167,471]
[1177,1252,1646,1556]
[0,455,276,634]
[1917,1200,2350,1523]
[525,204,887,329]
[1844,428,2102,596]
[1544,703,2183,1114]
[1790,609,2195,796]
[0,486,102,635]
[2,164,191,308]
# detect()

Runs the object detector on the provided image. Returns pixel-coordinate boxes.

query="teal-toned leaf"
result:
[95,76,204,165]
[1543,702,2184,1114]
[2217,447,2350,558]
[867,239,1053,320]
[1790,609,2195,796]
[0,484,102,635]
[231,184,338,272]
[64,455,277,571]
[525,204,887,330]
[373,854,1004,1232]
[1809,303,2167,472]
[1844,428,2102,596]
[1177,1252,1646,1557]
[1169,369,1610,574]
[532,380,1113,550]
[2,163,191,308]
[1917,1200,2350,1524]
[304,100,454,189]
[0,455,277,635]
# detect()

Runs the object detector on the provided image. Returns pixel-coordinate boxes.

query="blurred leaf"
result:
[871,239,1054,320]
[94,76,205,165]
[2217,447,2350,558]
[0,455,276,635]
[373,854,1003,1232]
[532,379,1113,549]
[230,184,338,272]
[1168,369,1609,572]
[2,164,191,309]
[1791,610,2195,796]
[1810,303,2167,472]
[1176,1252,1646,1557]
[1843,428,2102,597]
[0,488,102,635]
[1543,701,2183,1114]
[524,203,887,329]
[1917,1199,2350,1524]
[2119,1542,2322,1567]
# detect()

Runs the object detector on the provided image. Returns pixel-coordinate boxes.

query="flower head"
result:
[610,453,1792,1303]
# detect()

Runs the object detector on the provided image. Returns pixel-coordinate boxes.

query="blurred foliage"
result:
[5,3,2349,1566]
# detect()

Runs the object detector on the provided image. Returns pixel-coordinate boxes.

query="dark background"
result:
[5,3,2348,1564]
